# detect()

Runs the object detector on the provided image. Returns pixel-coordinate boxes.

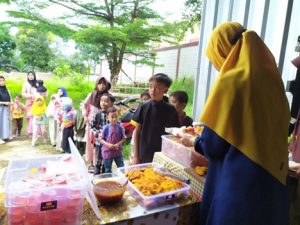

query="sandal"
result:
[0,139,5,144]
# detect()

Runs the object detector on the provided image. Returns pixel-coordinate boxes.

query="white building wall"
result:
[97,44,199,84]
[153,49,178,80]
[134,64,153,83]
[178,46,199,77]
[193,0,300,120]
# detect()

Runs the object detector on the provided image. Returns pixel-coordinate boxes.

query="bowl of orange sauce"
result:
[92,173,128,205]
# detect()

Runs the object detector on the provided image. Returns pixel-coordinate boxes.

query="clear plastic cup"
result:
[67,183,83,199]
[11,190,31,206]
[68,202,82,214]
[27,180,45,207]
[69,197,82,207]
[67,173,81,183]
[54,187,68,210]
[40,189,56,202]
[38,174,55,185]
[46,210,64,224]
[64,210,81,225]
[52,175,67,185]
[7,212,24,225]
[25,209,42,224]
[7,205,26,216]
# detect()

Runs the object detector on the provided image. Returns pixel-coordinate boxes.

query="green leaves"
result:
[5,10,75,38]
[0,25,16,58]
[183,0,202,29]
[0,0,10,3]
[16,28,53,71]
[0,25,17,71]
[3,0,194,82]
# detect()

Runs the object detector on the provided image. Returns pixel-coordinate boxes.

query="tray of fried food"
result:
[125,166,184,196]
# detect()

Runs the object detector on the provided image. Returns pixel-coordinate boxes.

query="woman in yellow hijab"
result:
[31,96,47,147]
[184,22,290,225]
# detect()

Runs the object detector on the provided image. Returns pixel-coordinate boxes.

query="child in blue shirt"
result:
[100,106,126,173]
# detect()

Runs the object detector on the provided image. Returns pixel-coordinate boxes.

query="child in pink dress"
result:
[22,71,37,136]
[82,77,111,171]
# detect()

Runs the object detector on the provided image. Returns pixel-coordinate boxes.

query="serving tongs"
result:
[154,167,191,184]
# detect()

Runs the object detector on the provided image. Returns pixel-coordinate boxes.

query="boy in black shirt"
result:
[131,73,180,163]
[169,91,193,127]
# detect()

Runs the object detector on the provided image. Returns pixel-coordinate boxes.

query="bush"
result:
[169,76,194,116]
[44,77,94,109]
[53,61,72,78]
[53,58,91,87]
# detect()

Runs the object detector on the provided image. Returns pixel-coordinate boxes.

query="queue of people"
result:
[0,71,193,175]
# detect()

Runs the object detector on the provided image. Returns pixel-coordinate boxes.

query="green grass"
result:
[6,77,94,110]
[123,141,131,160]
[44,77,94,109]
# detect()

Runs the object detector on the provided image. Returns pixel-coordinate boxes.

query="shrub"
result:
[169,76,194,116]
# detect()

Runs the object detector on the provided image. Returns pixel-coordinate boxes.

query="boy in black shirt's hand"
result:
[131,73,180,164]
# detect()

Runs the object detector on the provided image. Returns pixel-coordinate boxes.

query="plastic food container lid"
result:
[192,122,204,126]
[68,138,101,219]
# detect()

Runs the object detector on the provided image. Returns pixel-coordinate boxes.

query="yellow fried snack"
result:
[125,166,183,196]
[195,166,208,176]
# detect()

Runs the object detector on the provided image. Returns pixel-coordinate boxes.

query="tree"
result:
[0,25,17,71]
[76,43,102,76]
[183,0,203,29]
[16,28,53,71]
[7,0,186,83]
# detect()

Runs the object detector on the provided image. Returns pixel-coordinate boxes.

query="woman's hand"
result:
[289,161,300,178]
[181,134,196,147]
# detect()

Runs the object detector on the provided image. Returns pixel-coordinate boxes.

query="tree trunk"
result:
[110,64,122,85]
[109,42,126,85]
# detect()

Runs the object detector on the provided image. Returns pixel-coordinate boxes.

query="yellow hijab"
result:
[31,96,47,115]
[201,22,290,184]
